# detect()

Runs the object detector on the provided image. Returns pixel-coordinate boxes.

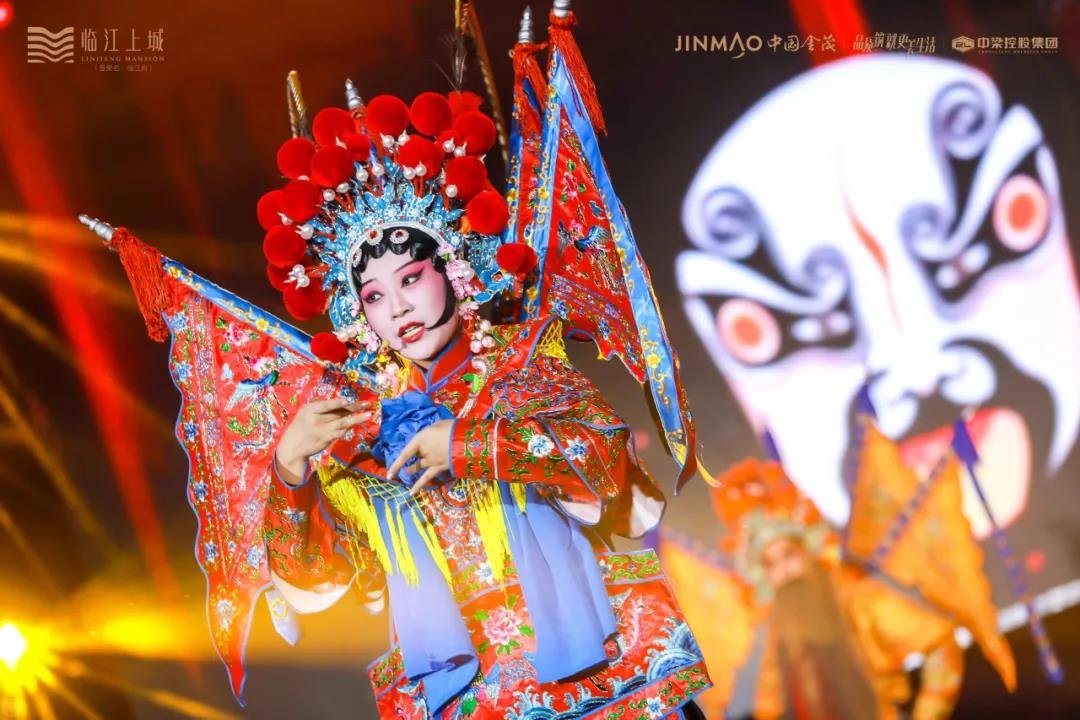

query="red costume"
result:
[87,2,711,717]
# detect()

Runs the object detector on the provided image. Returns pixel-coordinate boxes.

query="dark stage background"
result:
[0,0,1077,718]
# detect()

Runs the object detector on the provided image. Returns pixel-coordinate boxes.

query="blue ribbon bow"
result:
[371,390,454,487]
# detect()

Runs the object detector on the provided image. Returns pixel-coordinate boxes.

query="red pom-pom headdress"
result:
[258,82,513,370]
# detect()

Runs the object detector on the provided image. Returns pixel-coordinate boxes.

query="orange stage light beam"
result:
[38,670,104,720]
[0,502,63,599]
[62,659,239,720]
[0,289,173,441]
[0,376,113,554]
[0,47,180,604]
[0,242,137,307]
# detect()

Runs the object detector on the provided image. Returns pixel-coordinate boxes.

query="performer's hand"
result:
[387,419,454,494]
[276,398,374,484]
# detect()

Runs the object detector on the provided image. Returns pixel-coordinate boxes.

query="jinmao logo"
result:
[26,26,75,63]
[952,35,975,53]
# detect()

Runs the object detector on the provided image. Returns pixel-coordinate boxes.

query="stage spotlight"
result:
[0,622,28,671]
[0,2,13,32]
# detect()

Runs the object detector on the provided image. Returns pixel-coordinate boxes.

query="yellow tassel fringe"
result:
[317,460,522,588]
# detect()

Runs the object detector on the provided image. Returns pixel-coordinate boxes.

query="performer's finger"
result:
[387,438,419,480]
[331,412,370,431]
[410,466,442,495]
[309,398,353,415]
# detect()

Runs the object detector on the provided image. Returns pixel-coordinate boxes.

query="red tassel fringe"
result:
[512,41,548,139]
[548,11,606,135]
[107,228,174,343]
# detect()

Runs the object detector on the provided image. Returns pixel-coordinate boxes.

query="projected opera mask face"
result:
[678,55,1079,536]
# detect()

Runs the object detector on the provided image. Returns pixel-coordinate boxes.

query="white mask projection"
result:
[678,55,1080,537]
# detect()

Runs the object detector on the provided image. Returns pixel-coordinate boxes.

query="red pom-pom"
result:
[257,189,285,230]
[444,156,486,201]
[312,107,356,147]
[263,225,307,268]
[280,179,322,223]
[496,243,538,276]
[397,136,441,175]
[435,129,459,152]
[310,331,350,364]
[366,95,410,138]
[447,90,483,118]
[343,132,371,162]
[266,263,291,291]
[465,190,509,235]
[276,138,315,180]
[283,282,327,321]
[453,111,497,155]
[409,92,453,136]
[310,145,354,188]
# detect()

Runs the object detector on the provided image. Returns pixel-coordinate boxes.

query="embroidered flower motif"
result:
[240,500,261,525]
[192,481,208,503]
[167,312,188,332]
[182,422,198,442]
[564,437,588,462]
[205,419,222,449]
[646,696,665,719]
[251,356,274,375]
[224,323,248,346]
[215,598,235,631]
[203,541,218,563]
[475,561,495,584]
[481,606,521,647]
[284,508,307,526]
[559,173,579,201]
[173,361,193,383]
[475,599,534,657]
[527,434,554,458]
[550,298,569,318]
[246,545,264,569]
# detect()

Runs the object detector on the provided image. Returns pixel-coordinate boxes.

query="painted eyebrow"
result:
[359,258,423,290]
[396,258,422,273]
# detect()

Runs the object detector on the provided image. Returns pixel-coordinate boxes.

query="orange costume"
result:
[658,418,1017,719]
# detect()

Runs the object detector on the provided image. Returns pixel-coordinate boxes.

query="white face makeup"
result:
[678,55,1080,536]
[358,247,459,365]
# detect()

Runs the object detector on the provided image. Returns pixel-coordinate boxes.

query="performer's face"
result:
[761,536,810,590]
[678,56,1080,536]
[359,251,458,364]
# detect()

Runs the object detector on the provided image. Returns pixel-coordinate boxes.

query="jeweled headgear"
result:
[257,80,513,372]
[711,458,838,602]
